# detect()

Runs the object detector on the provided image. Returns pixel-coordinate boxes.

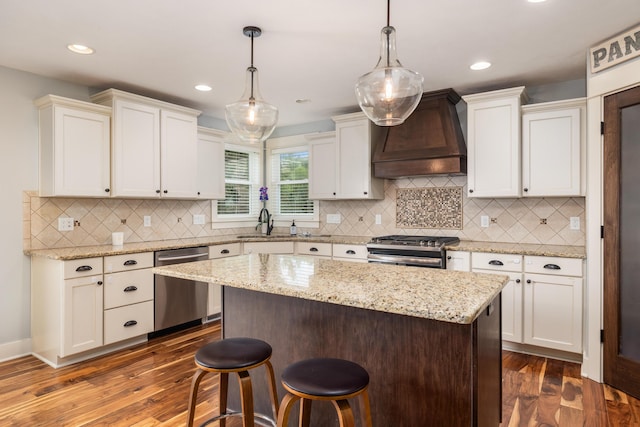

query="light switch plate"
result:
[570,217,580,230]
[480,215,489,228]
[143,216,151,227]
[326,214,341,224]
[375,214,382,225]
[193,214,205,225]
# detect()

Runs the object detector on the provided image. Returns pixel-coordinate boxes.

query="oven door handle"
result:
[367,253,443,268]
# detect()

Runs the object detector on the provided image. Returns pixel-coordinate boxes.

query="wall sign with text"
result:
[590,24,640,73]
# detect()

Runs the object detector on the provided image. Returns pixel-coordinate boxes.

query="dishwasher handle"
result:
[156,253,208,263]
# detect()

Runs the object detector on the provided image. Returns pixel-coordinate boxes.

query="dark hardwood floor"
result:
[0,321,639,426]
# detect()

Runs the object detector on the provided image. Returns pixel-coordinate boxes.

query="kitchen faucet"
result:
[257,207,274,235]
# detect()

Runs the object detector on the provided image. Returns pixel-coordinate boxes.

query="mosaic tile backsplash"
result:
[24,176,585,250]
[396,187,463,229]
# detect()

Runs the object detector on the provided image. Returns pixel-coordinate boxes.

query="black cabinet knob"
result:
[156,189,161,194]
[163,190,168,194]
[524,188,529,192]
[515,279,521,283]
[526,279,532,284]
[104,188,110,193]
[97,281,103,285]
[469,189,474,193]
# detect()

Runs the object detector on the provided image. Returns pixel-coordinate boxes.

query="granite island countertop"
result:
[448,240,586,258]
[152,253,509,325]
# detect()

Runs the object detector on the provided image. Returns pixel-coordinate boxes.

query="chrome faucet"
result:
[258,208,274,235]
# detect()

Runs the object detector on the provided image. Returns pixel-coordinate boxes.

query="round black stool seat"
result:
[195,337,272,370]
[281,358,369,398]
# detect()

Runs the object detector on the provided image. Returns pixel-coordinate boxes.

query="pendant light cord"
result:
[249,31,255,100]
[386,0,391,67]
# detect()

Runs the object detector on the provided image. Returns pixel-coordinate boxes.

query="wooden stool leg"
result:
[299,398,312,427]
[276,393,300,427]
[218,372,229,427]
[332,399,355,427]
[236,370,254,427]
[264,360,280,421]
[359,389,372,427]
[186,368,208,427]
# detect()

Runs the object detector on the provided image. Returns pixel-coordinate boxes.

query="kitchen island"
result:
[153,254,508,426]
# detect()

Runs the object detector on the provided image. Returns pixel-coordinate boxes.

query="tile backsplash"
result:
[24,176,585,250]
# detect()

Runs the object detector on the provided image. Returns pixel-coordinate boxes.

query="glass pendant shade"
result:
[355,26,424,126]
[225,66,278,144]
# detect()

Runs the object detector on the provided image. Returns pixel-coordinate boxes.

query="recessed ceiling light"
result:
[67,44,94,55]
[295,99,312,104]
[195,84,212,92]
[470,61,492,71]
[527,0,547,3]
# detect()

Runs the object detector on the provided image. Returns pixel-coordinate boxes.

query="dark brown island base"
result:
[153,254,508,427]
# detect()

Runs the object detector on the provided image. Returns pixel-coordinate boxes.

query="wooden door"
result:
[603,84,640,399]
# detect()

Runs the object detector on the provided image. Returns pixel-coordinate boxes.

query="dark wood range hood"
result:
[372,88,467,178]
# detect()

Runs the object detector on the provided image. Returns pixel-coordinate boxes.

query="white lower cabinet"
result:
[103,252,154,345]
[522,256,583,353]
[332,244,368,262]
[296,241,332,258]
[207,243,242,316]
[446,251,470,271]
[32,257,104,366]
[472,252,583,354]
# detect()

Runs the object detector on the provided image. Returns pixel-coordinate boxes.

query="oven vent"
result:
[372,88,467,178]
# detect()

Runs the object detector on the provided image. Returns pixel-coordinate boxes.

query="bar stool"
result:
[277,358,372,427]
[186,337,279,427]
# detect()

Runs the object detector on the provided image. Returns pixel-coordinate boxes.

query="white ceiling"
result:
[1,0,639,127]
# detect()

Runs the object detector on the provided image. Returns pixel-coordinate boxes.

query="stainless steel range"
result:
[366,235,460,268]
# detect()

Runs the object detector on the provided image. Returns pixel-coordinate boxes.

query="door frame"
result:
[585,57,640,382]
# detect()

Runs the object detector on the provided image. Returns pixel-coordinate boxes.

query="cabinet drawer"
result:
[524,256,582,277]
[64,258,103,279]
[243,241,294,254]
[209,243,241,259]
[104,300,154,345]
[332,244,367,260]
[471,252,523,272]
[104,269,154,309]
[104,252,153,273]
[296,242,332,257]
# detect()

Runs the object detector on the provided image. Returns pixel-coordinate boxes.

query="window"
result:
[213,144,260,226]
[270,144,318,225]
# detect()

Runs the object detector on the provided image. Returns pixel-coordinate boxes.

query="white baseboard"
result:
[0,338,32,363]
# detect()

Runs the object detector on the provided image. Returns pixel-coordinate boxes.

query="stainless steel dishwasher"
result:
[153,246,209,331]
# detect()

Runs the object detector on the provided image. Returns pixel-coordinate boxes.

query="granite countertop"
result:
[25,234,370,260]
[153,253,509,325]
[449,240,586,259]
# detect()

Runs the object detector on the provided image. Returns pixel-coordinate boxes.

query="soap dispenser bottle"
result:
[290,220,297,236]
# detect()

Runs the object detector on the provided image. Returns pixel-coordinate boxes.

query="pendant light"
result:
[225,26,278,144]
[355,0,424,126]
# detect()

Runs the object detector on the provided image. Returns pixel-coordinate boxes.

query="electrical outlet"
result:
[480,215,489,228]
[193,214,205,225]
[570,217,580,230]
[58,217,74,231]
[143,216,151,227]
[375,214,382,225]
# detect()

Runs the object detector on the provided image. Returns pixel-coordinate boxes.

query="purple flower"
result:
[259,186,269,201]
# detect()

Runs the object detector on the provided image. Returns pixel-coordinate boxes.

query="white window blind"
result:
[271,148,314,217]
[216,146,260,218]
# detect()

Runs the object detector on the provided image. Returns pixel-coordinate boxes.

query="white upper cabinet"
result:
[307,113,384,200]
[521,98,586,197]
[463,86,526,198]
[35,95,111,197]
[306,131,337,199]
[91,89,201,199]
[196,127,227,199]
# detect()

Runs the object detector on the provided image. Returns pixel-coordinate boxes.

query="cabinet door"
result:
[308,135,337,199]
[446,251,470,271]
[465,88,524,198]
[500,273,524,343]
[62,275,103,357]
[335,118,374,199]
[161,109,198,198]
[522,107,581,196]
[40,106,110,197]
[523,273,583,353]
[112,100,161,197]
[207,283,221,316]
[197,130,226,199]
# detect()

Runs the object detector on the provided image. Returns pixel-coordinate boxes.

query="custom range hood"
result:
[372,88,467,178]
